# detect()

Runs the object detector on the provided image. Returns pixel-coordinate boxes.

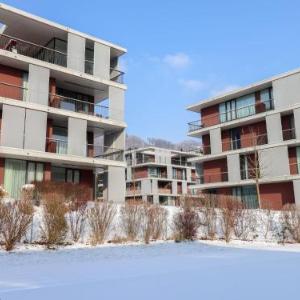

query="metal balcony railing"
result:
[0,34,67,67]
[196,172,228,184]
[222,133,268,151]
[149,172,168,179]
[136,156,155,164]
[45,139,123,162]
[110,68,124,84]
[158,188,172,194]
[282,128,296,141]
[49,93,109,119]
[188,99,274,133]
[0,81,27,101]
[240,168,260,180]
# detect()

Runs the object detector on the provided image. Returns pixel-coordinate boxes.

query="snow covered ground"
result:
[0,241,300,300]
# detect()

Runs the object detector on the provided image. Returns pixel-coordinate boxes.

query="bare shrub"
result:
[67,201,87,243]
[88,201,116,245]
[219,196,243,243]
[0,199,34,251]
[40,195,68,248]
[173,200,200,241]
[120,201,143,241]
[261,209,275,241]
[280,205,300,243]
[0,186,7,200]
[142,204,168,244]
[198,194,217,240]
[233,209,257,241]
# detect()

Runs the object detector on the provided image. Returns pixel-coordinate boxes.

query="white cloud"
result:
[163,53,191,69]
[210,85,240,97]
[178,79,206,92]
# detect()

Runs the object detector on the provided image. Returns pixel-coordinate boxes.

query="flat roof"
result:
[0,3,127,55]
[187,66,300,112]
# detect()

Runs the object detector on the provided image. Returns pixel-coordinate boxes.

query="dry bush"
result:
[173,200,200,241]
[88,201,116,245]
[261,209,275,241]
[198,194,217,240]
[0,199,34,251]
[219,196,243,243]
[67,201,87,242]
[280,205,300,243]
[0,186,7,200]
[142,204,168,244]
[33,181,91,204]
[120,201,143,241]
[233,209,257,241]
[40,194,68,248]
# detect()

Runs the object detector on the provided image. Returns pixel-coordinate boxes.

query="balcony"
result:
[222,133,268,152]
[45,138,124,161]
[241,168,259,180]
[158,188,172,194]
[196,172,228,184]
[0,34,67,67]
[136,156,155,164]
[0,34,125,83]
[282,128,296,141]
[49,93,109,119]
[188,99,274,133]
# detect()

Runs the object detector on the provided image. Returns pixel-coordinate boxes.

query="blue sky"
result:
[4,0,300,142]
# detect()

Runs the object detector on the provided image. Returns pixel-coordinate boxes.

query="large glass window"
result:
[260,88,273,110]
[52,167,80,184]
[232,186,258,209]
[4,159,44,199]
[236,93,255,118]
[53,126,68,154]
[230,128,241,150]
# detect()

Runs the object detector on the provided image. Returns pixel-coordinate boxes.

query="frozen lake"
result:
[0,242,299,300]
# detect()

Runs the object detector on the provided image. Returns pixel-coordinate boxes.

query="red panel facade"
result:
[133,167,148,179]
[0,64,23,100]
[202,158,228,183]
[259,182,295,210]
[201,104,219,127]
[288,147,298,175]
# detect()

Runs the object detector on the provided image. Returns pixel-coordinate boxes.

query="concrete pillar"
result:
[153,194,159,204]
[210,128,222,155]
[24,110,47,151]
[27,65,50,106]
[182,182,188,194]
[266,113,283,144]
[104,129,125,154]
[186,168,192,182]
[293,107,300,140]
[142,179,151,195]
[94,42,110,80]
[109,86,125,121]
[172,181,177,195]
[293,179,300,207]
[259,146,289,178]
[227,154,241,182]
[106,166,125,203]
[67,33,85,73]
[1,105,25,148]
[68,117,87,156]
[167,165,172,179]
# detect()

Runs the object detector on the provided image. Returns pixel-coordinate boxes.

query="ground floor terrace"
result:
[0,157,99,200]
[202,181,295,210]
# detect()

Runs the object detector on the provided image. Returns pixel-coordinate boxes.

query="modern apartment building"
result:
[187,68,300,210]
[0,4,126,201]
[125,147,200,205]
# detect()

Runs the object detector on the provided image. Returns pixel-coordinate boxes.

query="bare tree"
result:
[68,201,87,243]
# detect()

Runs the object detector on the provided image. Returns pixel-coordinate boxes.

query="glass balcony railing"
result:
[282,128,296,141]
[195,172,228,184]
[222,133,268,152]
[188,99,274,133]
[49,93,109,119]
[0,34,67,67]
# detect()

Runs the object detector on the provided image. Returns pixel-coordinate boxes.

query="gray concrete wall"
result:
[259,146,289,178]
[141,179,152,194]
[227,154,241,182]
[107,166,125,202]
[1,105,25,148]
[186,168,192,182]
[272,72,300,110]
[24,109,47,151]
[68,117,87,156]
[109,86,125,121]
[172,181,177,195]
[94,42,110,80]
[182,181,188,194]
[293,107,300,140]
[104,129,125,151]
[27,65,50,106]
[293,179,300,207]
[210,128,222,154]
[167,165,172,180]
[67,33,85,73]
[266,113,283,144]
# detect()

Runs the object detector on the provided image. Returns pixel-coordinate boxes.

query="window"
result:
[230,128,241,150]
[52,167,80,184]
[149,167,158,177]
[232,186,258,208]
[4,159,44,199]
[260,88,273,110]
[240,155,250,180]
[52,126,68,154]
[236,94,255,118]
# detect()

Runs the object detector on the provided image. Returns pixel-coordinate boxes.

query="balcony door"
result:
[230,128,241,150]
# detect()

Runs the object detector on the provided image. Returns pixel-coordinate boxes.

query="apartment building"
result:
[125,147,200,205]
[187,68,300,210]
[0,4,126,201]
